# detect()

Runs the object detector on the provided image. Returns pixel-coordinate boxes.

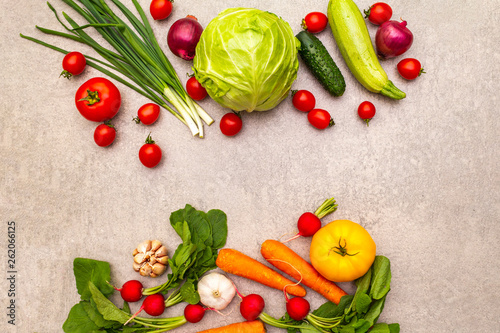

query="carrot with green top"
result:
[216,248,307,297]
[197,320,266,333]
[260,239,347,304]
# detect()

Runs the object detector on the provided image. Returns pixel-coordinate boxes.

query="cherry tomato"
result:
[134,103,160,125]
[150,0,173,21]
[364,2,392,25]
[94,122,116,147]
[292,90,316,112]
[302,12,328,33]
[75,77,121,122]
[139,134,162,168]
[357,101,376,126]
[61,51,86,78]
[186,77,207,101]
[220,113,242,136]
[397,58,425,80]
[308,109,333,129]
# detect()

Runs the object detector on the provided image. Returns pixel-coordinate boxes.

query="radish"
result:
[283,197,338,242]
[125,293,165,325]
[113,280,144,303]
[184,304,206,323]
[240,294,265,321]
[286,296,310,321]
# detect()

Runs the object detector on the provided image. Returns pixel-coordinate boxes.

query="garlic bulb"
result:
[132,240,168,278]
[197,272,236,310]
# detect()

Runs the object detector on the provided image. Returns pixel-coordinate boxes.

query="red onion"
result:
[167,15,203,61]
[375,20,413,59]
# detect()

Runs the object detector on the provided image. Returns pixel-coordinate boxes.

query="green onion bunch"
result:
[21,0,213,137]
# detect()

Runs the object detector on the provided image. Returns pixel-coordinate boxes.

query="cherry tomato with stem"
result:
[292,90,316,112]
[94,121,116,147]
[308,109,334,130]
[302,12,328,33]
[61,51,86,79]
[134,103,160,125]
[139,134,162,168]
[150,0,173,21]
[220,112,242,136]
[397,58,425,80]
[357,101,376,126]
[364,2,392,25]
[186,76,207,101]
[75,77,121,122]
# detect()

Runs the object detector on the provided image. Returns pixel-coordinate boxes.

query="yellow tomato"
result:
[310,219,376,282]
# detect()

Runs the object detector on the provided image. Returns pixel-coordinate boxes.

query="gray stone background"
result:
[1,0,499,332]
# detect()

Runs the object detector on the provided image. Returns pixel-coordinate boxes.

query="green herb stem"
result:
[314,197,338,219]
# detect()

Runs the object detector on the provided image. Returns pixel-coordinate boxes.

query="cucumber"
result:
[327,0,405,99]
[296,30,346,97]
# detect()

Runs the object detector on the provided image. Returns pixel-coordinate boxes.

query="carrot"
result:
[216,248,307,297]
[197,320,266,333]
[260,239,348,304]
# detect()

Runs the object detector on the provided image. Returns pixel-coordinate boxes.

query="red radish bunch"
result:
[125,293,165,325]
[240,294,265,321]
[184,304,207,323]
[112,280,144,303]
[286,296,310,321]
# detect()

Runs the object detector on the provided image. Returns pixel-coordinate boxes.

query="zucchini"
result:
[296,30,346,97]
[327,0,405,99]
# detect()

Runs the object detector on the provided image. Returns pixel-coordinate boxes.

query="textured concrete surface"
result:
[1,0,499,332]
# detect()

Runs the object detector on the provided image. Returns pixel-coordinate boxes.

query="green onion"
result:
[20,0,213,137]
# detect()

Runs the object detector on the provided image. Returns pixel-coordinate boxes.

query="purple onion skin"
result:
[375,20,413,59]
[167,17,203,61]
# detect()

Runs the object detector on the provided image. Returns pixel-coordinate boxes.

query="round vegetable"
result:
[167,16,203,61]
[240,294,265,321]
[134,103,160,125]
[357,101,376,126]
[292,90,316,112]
[61,51,86,78]
[184,304,206,323]
[139,134,162,168]
[364,3,392,25]
[114,280,144,303]
[197,272,236,310]
[193,8,299,112]
[307,109,333,129]
[186,76,207,101]
[125,293,165,325]
[397,58,425,80]
[94,122,116,147]
[149,0,172,21]
[310,219,376,282]
[302,12,328,33]
[75,77,121,122]
[220,113,242,136]
[286,297,310,321]
[375,20,414,59]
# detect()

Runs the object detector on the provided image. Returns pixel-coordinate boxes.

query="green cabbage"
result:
[193,8,300,112]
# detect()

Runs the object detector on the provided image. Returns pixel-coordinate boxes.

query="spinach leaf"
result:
[89,281,130,324]
[62,302,101,333]
[206,209,228,249]
[362,295,386,326]
[73,258,114,301]
[313,295,353,318]
[368,323,391,332]
[370,256,391,300]
[388,323,400,333]
[180,280,201,304]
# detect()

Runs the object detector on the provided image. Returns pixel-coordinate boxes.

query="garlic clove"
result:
[133,261,142,272]
[137,240,152,254]
[139,264,152,277]
[132,248,138,256]
[155,245,168,258]
[151,239,162,252]
[151,263,166,276]
[149,256,157,265]
[156,255,169,265]
[134,253,147,264]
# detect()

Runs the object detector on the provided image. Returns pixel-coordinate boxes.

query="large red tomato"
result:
[75,77,121,122]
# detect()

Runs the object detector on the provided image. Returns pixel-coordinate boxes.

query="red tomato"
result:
[302,12,328,33]
[186,77,207,101]
[308,109,333,129]
[364,2,392,25]
[357,101,376,126]
[150,0,173,20]
[75,77,121,122]
[292,90,316,112]
[220,113,242,136]
[94,122,116,147]
[134,103,160,125]
[397,58,424,80]
[61,51,86,78]
[139,134,162,168]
